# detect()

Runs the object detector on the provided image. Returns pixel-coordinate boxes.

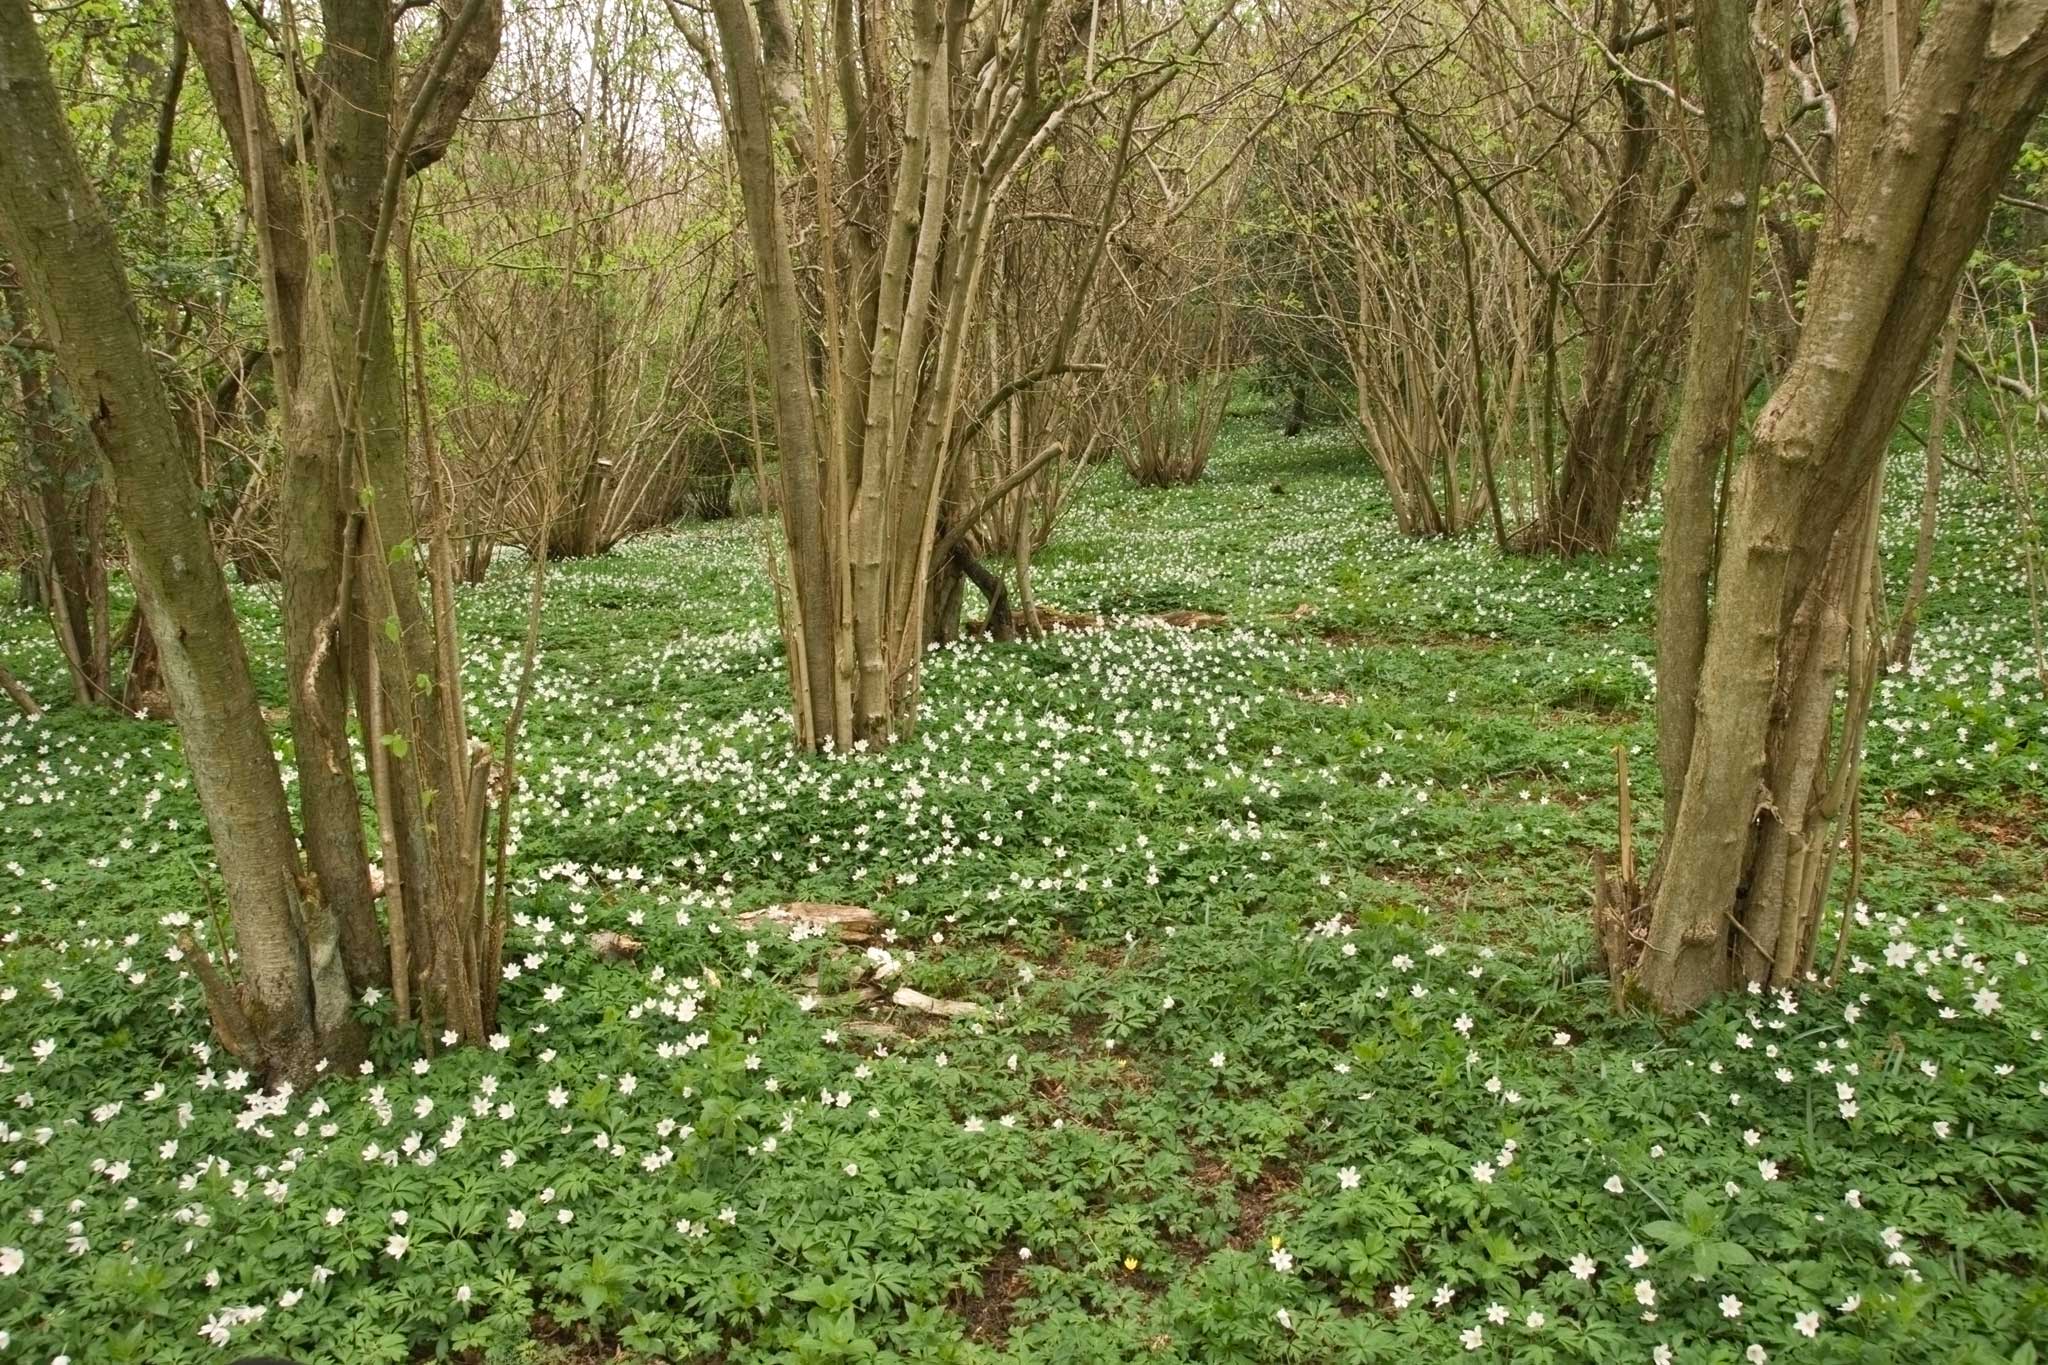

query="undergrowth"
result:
[0,421,2043,1363]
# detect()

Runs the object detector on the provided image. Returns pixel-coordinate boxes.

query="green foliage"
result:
[0,423,2043,1361]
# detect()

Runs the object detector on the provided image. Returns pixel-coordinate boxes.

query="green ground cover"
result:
[0,421,2043,1363]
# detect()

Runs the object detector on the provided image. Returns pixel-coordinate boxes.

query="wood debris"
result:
[736,901,882,943]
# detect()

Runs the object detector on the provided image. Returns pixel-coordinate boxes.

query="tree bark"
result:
[0,0,344,1075]
[708,0,841,746]
[174,0,505,1023]
[172,0,379,995]
[3,270,113,707]
[703,0,1198,750]
[1639,0,2048,1012]
[1534,81,1691,557]
[1653,0,1766,835]
[0,658,37,719]
[119,602,167,716]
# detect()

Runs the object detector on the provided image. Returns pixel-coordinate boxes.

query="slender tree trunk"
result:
[924,552,968,646]
[709,0,840,746]
[4,270,113,706]
[1653,0,1766,835]
[119,602,166,716]
[686,431,738,521]
[1530,48,1682,556]
[176,0,386,997]
[705,0,1192,750]
[318,0,495,1039]
[25,407,111,706]
[174,0,504,1027]
[320,0,444,1010]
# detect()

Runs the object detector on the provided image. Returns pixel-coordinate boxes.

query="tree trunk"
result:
[1282,382,1306,437]
[314,0,498,1037]
[685,430,738,521]
[958,548,1013,642]
[1652,0,1766,835]
[708,0,844,746]
[27,413,111,706]
[119,603,167,717]
[1531,75,1687,557]
[166,0,383,999]
[174,0,505,1029]
[924,552,969,647]
[0,658,38,719]
[704,0,1195,751]
[4,269,113,706]
[463,536,495,584]
[0,0,352,1077]
[1637,0,2048,1013]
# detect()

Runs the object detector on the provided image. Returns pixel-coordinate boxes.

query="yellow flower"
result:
[1270,1234,1284,1250]
[1123,1255,1139,1271]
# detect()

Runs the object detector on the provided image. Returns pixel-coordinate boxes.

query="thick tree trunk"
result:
[1638,1,2048,1012]
[0,0,352,1077]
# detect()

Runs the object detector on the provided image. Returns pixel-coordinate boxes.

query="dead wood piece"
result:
[1152,609,1230,629]
[0,660,39,719]
[737,901,882,943]
[1289,688,1352,706]
[1030,606,1107,633]
[589,931,645,961]
[891,987,983,1018]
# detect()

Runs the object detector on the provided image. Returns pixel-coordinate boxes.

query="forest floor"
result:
[1,419,2045,1363]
